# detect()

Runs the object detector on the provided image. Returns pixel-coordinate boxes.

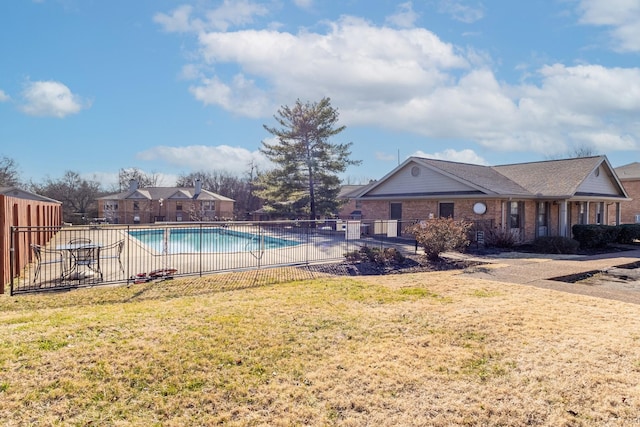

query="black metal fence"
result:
[9,219,423,295]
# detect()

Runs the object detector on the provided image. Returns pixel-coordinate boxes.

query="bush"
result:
[531,236,580,254]
[616,224,640,244]
[484,228,517,249]
[572,224,619,249]
[344,246,406,265]
[406,217,472,261]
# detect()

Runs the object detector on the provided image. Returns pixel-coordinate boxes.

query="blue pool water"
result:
[129,227,300,254]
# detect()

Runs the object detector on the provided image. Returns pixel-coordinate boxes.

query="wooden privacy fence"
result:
[1,194,62,294]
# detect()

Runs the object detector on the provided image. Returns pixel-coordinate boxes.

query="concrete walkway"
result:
[448,247,640,305]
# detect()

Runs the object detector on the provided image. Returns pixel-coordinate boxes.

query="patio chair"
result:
[31,244,67,283]
[68,237,91,245]
[70,245,102,280]
[100,240,125,274]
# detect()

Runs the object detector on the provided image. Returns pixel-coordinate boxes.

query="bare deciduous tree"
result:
[0,156,21,187]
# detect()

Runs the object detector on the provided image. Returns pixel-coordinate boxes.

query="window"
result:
[509,201,520,229]
[439,203,454,218]
[355,199,362,209]
[133,202,139,211]
[390,202,402,220]
[176,202,183,211]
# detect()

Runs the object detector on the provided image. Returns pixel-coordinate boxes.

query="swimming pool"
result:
[128,227,300,254]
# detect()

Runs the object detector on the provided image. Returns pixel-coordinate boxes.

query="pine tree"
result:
[257,98,361,221]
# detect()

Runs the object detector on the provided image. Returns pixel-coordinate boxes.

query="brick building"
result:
[97,180,235,224]
[614,162,640,224]
[353,156,628,243]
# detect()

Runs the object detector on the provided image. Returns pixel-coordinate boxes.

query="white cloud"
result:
[0,89,10,102]
[411,149,489,165]
[154,4,197,33]
[20,80,89,118]
[293,0,313,10]
[194,16,468,109]
[438,0,484,24]
[385,2,419,29]
[136,145,272,175]
[159,10,640,160]
[577,0,640,52]
[154,0,269,33]
[189,74,272,117]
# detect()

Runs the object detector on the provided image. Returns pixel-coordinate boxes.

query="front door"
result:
[509,201,524,241]
[537,202,548,237]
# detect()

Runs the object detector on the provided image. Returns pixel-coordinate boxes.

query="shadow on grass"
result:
[1,266,339,311]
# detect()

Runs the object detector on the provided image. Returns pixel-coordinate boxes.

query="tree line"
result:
[2,97,362,224]
[0,162,264,224]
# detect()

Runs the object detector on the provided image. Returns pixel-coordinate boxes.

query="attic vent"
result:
[411,166,420,177]
[594,167,600,177]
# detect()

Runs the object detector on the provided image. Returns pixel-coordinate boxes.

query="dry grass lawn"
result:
[1,267,640,426]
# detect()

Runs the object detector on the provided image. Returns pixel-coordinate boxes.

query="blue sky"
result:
[1,0,639,188]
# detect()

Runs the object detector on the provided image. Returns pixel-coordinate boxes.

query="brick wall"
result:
[362,199,504,223]
[620,179,640,224]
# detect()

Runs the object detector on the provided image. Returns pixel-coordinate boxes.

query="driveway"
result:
[452,247,640,305]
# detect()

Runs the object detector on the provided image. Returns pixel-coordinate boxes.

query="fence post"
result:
[8,226,15,296]
[199,223,203,277]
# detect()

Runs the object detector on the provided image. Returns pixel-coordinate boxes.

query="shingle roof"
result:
[493,156,604,197]
[339,182,377,199]
[362,155,624,200]
[98,187,234,202]
[615,162,640,179]
[415,158,531,196]
[0,186,61,203]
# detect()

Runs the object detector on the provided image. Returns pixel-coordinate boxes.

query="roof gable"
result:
[167,189,193,199]
[575,160,627,197]
[494,156,628,198]
[359,155,628,201]
[365,160,486,198]
[127,189,152,200]
[195,190,234,202]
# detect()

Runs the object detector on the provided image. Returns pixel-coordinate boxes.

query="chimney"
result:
[194,179,202,197]
[129,179,139,191]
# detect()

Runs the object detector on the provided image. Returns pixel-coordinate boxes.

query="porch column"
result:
[615,202,621,225]
[559,200,568,237]
[585,201,590,224]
